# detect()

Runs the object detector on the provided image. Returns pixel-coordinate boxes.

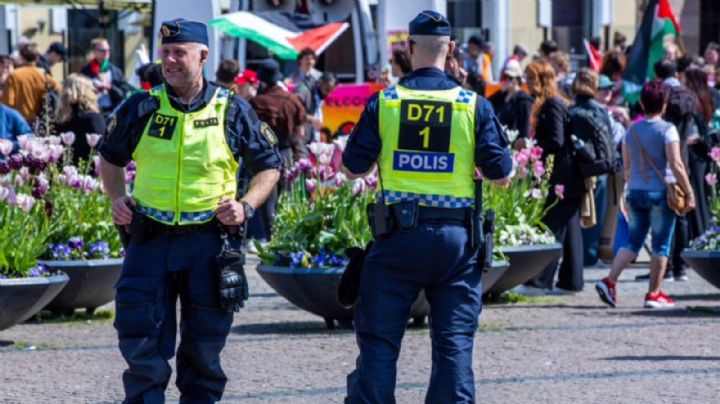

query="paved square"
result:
[1,256,718,403]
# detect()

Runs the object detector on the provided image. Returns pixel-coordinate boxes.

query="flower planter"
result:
[486,243,563,295]
[681,250,720,289]
[257,265,430,328]
[40,258,123,315]
[0,273,69,331]
[483,260,509,293]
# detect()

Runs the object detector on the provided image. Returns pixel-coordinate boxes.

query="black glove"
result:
[337,242,373,308]
[216,249,249,312]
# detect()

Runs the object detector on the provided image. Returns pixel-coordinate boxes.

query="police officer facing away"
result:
[341,11,512,403]
[99,19,281,403]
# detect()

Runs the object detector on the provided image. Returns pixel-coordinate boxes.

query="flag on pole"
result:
[209,11,349,60]
[622,0,682,104]
[584,39,602,71]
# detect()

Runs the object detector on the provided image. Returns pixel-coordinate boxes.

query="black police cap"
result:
[160,18,209,46]
[409,10,451,37]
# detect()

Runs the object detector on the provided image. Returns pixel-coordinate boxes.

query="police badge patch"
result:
[260,122,277,145]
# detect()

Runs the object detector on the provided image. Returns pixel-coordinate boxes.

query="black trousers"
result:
[527,196,584,291]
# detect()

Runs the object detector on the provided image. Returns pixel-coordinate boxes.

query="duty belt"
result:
[417,206,468,224]
[146,216,219,236]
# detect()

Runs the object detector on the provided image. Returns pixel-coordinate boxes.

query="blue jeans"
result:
[624,190,676,257]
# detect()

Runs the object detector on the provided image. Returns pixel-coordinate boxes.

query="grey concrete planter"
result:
[680,250,720,289]
[256,265,430,328]
[0,273,69,331]
[41,258,123,315]
[483,260,509,293]
[486,243,563,295]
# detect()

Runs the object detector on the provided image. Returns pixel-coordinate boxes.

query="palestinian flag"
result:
[209,11,349,60]
[622,0,681,104]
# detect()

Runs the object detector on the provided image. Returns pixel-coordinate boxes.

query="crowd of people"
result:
[438,33,720,308]
[2,30,719,309]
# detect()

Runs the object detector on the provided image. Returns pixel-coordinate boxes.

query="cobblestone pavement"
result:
[1,255,719,403]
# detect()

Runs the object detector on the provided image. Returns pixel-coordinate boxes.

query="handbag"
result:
[632,127,687,215]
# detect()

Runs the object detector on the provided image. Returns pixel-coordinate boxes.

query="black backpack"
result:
[568,100,615,177]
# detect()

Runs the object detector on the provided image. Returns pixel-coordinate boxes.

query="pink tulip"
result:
[530,146,544,161]
[706,173,718,186]
[60,132,76,146]
[519,166,529,178]
[17,135,32,152]
[364,175,378,189]
[515,151,529,167]
[86,133,102,148]
[710,147,720,162]
[5,186,16,205]
[63,166,79,178]
[296,158,312,174]
[530,188,543,199]
[351,179,366,195]
[533,160,546,178]
[48,145,64,163]
[0,185,9,202]
[305,178,317,194]
[48,135,62,145]
[15,193,35,212]
[333,172,348,187]
[0,139,13,156]
[124,170,136,184]
[554,184,565,199]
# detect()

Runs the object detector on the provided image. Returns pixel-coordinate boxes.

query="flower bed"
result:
[256,139,374,268]
[0,134,120,276]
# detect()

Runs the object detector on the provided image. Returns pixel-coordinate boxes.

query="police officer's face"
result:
[161,43,207,87]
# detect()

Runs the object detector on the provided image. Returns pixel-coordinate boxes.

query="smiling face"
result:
[160,43,207,88]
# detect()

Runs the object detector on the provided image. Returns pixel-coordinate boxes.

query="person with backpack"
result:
[568,69,616,268]
[596,82,695,308]
[523,60,586,293]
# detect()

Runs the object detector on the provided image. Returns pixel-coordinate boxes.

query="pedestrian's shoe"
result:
[595,277,617,307]
[643,291,676,308]
[634,271,673,282]
[673,268,689,282]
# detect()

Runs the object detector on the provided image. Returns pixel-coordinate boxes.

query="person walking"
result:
[98,19,281,403]
[524,60,586,293]
[341,11,512,402]
[596,82,695,308]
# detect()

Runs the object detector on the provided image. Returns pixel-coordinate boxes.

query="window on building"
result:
[552,0,587,55]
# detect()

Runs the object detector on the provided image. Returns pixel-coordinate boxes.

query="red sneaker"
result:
[644,291,676,308]
[595,277,617,307]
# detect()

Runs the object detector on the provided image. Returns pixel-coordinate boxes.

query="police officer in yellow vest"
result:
[98,19,281,403]
[341,11,512,403]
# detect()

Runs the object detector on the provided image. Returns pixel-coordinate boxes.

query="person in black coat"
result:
[488,59,533,149]
[524,60,586,292]
[80,37,132,116]
[54,74,105,165]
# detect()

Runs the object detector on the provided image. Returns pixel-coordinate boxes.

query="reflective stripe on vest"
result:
[132,85,239,225]
[377,85,476,207]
